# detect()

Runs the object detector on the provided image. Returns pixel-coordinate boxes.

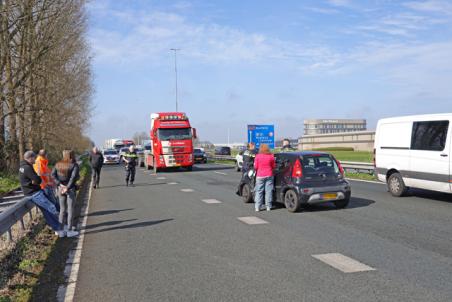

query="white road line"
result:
[346,178,385,185]
[167,182,179,185]
[202,199,222,204]
[181,189,194,192]
[312,253,376,273]
[57,179,94,302]
[214,171,228,176]
[157,177,166,180]
[237,216,269,225]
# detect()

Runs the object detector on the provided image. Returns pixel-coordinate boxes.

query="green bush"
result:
[0,173,20,194]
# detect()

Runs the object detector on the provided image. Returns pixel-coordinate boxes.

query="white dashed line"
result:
[157,177,166,180]
[181,189,194,192]
[237,216,269,225]
[202,199,222,204]
[214,171,228,176]
[312,253,376,273]
[167,182,178,185]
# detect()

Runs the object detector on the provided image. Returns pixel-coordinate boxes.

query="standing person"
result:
[123,145,138,186]
[52,150,80,237]
[33,149,58,209]
[89,147,103,189]
[242,142,257,173]
[253,144,276,212]
[19,151,66,237]
[281,139,295,151]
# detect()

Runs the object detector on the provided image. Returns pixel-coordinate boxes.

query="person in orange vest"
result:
[34,149,58,208]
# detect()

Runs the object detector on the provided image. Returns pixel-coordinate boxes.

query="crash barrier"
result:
[0,195,36,241]
[207,155,375,174]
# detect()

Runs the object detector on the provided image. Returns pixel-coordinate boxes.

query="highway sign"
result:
[247,125,275,149]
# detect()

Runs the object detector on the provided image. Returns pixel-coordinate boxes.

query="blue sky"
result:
[87,0,452,145]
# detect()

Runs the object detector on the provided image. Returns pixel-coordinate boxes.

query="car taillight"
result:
[335,158,344,176]
[292,159,303,178]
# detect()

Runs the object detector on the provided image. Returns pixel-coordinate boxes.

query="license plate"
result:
[322,193,337,200]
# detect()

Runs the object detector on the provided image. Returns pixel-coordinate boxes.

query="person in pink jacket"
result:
[253,144,275,211]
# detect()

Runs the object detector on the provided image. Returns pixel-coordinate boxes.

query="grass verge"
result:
[0,173,20,195]
[0,156,91,302]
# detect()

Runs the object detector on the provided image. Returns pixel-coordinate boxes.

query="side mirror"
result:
[192,128,197,139]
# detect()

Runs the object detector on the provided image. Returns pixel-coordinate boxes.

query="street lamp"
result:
[170,48,180,112]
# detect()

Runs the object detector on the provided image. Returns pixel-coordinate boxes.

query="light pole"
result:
[170,48,180,112]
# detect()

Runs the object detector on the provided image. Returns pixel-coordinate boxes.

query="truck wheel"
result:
[241,184,253,203]
[186,165,193,171]
[388,172,407,197]
[334,197,350,209]
[284,189,301,213]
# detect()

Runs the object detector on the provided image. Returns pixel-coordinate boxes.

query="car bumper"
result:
[295,182,351,205]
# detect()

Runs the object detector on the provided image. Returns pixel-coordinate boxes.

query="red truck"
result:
[145,112,197,173]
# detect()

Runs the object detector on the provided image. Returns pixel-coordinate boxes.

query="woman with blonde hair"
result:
[253,144,275,211]
[52,150,79,237]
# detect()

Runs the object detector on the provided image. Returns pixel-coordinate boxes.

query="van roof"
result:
[378,113,452,124]
[279,151,331,156]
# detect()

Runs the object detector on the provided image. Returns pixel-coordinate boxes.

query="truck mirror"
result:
[192,128,197,139]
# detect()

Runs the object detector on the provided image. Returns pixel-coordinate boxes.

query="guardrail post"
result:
[28,210,33,220]
[7,228,12,242]
[20,218,25,230]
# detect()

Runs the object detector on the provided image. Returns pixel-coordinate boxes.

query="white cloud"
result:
[327,0,352,7]
[404,0,452,15]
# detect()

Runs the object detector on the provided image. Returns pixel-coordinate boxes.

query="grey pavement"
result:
[74,164,452,302]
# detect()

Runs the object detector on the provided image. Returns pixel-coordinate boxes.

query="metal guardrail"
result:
[208,155,374,174]
[0,196,36,241]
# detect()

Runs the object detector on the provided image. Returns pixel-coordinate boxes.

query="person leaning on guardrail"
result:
[19,151,67,237]
[33,149,59,210]
[52,150,80,237]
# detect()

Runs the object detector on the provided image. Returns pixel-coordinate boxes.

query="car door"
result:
[273,154,292,201]
[409,120,450,193]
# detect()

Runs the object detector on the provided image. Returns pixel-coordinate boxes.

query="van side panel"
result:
[375,121,413,185]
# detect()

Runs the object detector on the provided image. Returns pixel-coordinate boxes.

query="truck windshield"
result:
[158,128,192,140]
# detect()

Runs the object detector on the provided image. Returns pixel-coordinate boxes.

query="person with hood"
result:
[33,149,58,209]
[123,145,138,186]
[89,147,104,189]
[19,151,66,237]
[52,150,80,236]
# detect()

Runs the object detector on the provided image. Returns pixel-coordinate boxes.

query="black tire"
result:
[284,189,301,212]
[387,172,407,197]
[186,165,193,171]
[236,163,241,172]
[241,184,253,203]
[334,197,350,209]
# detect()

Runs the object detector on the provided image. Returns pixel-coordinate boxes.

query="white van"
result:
[374,113,451,196]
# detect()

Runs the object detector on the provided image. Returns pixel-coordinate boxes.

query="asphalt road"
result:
[74,163,452,302]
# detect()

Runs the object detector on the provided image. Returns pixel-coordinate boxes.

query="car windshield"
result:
[114,144,125,149]
[104,150,117,155]
[158,128,192,140]
[194,149,203,154]
[301,155,340,177]
[120,148,129,152]
[144,145,151,151]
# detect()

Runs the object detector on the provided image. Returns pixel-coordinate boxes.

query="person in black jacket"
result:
[123,145,138,186]
[242,142,257,173]
[19,151,66,237]
[52,150,80,236]
[89,147,103,189]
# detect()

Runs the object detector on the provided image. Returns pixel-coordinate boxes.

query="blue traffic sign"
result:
[247,125,275,149]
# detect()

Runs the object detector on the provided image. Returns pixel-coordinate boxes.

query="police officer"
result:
[123,145,138,186]
[242,142,257,173]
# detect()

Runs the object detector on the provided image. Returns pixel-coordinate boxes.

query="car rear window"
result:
[301,155,340,177]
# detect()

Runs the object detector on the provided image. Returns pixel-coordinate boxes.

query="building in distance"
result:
[304,119,367,135]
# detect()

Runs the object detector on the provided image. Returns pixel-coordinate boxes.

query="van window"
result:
[411,121,449,151]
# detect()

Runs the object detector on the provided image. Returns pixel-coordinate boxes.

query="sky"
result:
[86,0,452,146]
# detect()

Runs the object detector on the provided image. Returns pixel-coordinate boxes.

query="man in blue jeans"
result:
[19,151,67,237]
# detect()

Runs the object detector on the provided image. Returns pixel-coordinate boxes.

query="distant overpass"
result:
[298,131,375,151]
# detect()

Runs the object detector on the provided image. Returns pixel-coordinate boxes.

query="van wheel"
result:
[388,173,407,197]
[284,189,301,213]
[334,197,350,209]
[241,184,253,203]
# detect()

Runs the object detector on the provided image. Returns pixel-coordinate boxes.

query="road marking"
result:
[214,171,228,176]
[57,178,94,302]
[157,177,166,180]
[202,199,222,204]
[346,178,385,185]
[237,216,268,225]
[167,182,178,185]
[312,253,376,273]
[181,189,194,192]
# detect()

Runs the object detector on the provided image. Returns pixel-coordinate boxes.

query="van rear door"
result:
[409,120,450,193]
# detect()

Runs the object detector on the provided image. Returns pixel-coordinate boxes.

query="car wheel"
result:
[241,184,253,203]
[334,197,350,209]
[387,172,407,197]
[284,189,301,212]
